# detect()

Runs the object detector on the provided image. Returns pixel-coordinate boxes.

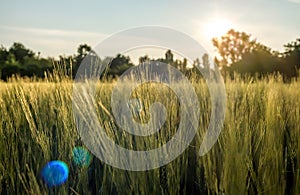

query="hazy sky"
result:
[0,0,299,59]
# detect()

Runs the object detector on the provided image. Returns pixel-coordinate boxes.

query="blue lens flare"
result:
[72,147,92,167]
[40,160,69,187]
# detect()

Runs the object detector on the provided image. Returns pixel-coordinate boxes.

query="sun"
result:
[204,19,233,40]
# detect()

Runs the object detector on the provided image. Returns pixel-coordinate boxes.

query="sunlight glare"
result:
[204,19,233,40]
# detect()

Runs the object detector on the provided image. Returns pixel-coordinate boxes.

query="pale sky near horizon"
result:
[0,0,299,61]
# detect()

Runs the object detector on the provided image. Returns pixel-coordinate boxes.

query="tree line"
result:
[212,29,300,80]
[0,29,299,81]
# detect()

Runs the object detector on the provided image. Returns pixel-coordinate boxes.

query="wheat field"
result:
[0,74,299,194]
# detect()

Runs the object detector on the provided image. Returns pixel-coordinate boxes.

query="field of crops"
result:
[0,74,299,194]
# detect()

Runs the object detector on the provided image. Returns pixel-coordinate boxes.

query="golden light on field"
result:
[204,18,233,40]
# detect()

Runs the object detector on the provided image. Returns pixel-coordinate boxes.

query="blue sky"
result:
[0,0,299,59]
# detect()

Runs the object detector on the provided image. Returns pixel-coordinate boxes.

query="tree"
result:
[212,29,298,80]
[0,46,8,64]
[72,44,94,77]
[284,38,300,71]
[0,43,54,80]
[1,64,20,80]
[22,57,52,78]
[75,44,93,67]
[227,45,296,80]
[77,44,92,58]
[108,54,134,76]
[229,50,280,74]
[212,29,257,67]
[9,42,34,63]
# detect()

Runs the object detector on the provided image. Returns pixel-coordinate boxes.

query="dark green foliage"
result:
[284,38,300,70]
[213,29,300,80]
[107,54,134,77]
[9,42,34,64]
[0,43,52,80]
[1,30,300,81]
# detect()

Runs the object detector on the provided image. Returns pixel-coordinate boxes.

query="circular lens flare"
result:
[72,147,92,167]
[40,160,69,187]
